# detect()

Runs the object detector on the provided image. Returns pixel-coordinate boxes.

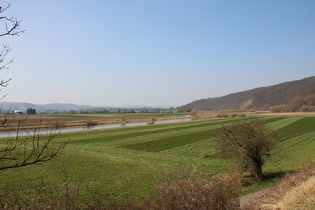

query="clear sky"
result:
[1,0,314,107]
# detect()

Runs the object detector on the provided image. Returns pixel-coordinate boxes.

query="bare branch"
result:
[0,117,67,171]
[0,130,66,171]
[0,3,25,37]
[0,4,12,13]
[0,3,25,90]
[0,3,63,172]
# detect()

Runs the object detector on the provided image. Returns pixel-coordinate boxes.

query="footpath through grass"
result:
[0,115,315,201]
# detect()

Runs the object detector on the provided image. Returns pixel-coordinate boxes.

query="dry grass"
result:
[252,162,315,209]
[139,167,242,210]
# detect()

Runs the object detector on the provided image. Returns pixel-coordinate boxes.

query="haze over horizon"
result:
[1,0,314,107]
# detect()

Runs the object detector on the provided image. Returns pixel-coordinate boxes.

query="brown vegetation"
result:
[138,167,241,210]
[270,94,315,113]
[215,111,246,118]
[214,118,276,179]
[245,162,315,209]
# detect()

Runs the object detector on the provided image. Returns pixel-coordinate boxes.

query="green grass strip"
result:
[275,117,315,142]
[68,118,241,145]
[121,129,218,152]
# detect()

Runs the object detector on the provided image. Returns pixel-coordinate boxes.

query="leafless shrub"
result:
[237,113,246,117]
[0,121,66,171]
[215,112,246,118]
[86,120,98,126]
[215,113,229,118]
[147,117,156,125]
[214,118,277,179]
[141,167,241,210]
[229,113,245,118]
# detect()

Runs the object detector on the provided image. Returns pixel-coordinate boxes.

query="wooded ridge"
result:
[181,76,315,111]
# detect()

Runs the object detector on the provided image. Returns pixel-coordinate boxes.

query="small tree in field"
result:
[214,118,276,179]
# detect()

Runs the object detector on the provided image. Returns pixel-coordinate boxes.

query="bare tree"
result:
[0,4,25,37]
[0,121,65,171]
[214,118,276,179]
[0,3,25,89]
[0,3,65,171]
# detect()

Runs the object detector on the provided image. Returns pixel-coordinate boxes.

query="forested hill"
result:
[182,76,315,111]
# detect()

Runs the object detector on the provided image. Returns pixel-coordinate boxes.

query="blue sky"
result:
[1,0,314,107]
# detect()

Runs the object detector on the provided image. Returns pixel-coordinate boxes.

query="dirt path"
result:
[239,188,271,209]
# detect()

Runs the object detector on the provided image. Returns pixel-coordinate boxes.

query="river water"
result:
[0,118,191,138]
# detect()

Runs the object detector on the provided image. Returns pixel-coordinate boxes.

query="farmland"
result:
[0,114,315,206]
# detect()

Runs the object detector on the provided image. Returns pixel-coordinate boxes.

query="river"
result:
[0,118,192,138]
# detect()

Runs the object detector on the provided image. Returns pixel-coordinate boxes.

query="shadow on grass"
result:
[263,171,294,181]
[241,170,295,195]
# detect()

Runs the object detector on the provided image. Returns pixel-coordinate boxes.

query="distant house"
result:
[14,110,23,115]
[6,111,14,115]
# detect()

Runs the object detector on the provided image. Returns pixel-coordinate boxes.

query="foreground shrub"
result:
[142,168,241,210]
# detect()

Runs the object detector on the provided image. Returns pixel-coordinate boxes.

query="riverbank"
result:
[0,113,191,131]
[0,116,193,138]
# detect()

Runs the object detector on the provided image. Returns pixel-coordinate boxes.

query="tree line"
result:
[56,107,176,114]
[270,94,315,113]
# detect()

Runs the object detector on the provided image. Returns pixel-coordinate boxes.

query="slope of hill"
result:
[182,76,315,111]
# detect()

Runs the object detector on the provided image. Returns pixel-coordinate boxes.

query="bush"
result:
[215,113,228,118]
[216,111,246,118]
[86,120,98,126]
[308,106,315,112]
[299,105,315,112]
[142,168,241,210]
[214,118,276,179]
[270,105,290,113]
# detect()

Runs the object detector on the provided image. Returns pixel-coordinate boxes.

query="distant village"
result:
[7,108,37,115]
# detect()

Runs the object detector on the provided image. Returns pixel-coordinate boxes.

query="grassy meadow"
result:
[1,114,315,205]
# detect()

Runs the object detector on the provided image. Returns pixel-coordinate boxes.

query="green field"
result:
[1,115,315,202]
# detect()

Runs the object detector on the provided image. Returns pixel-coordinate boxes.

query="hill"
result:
[181,76,315,111]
